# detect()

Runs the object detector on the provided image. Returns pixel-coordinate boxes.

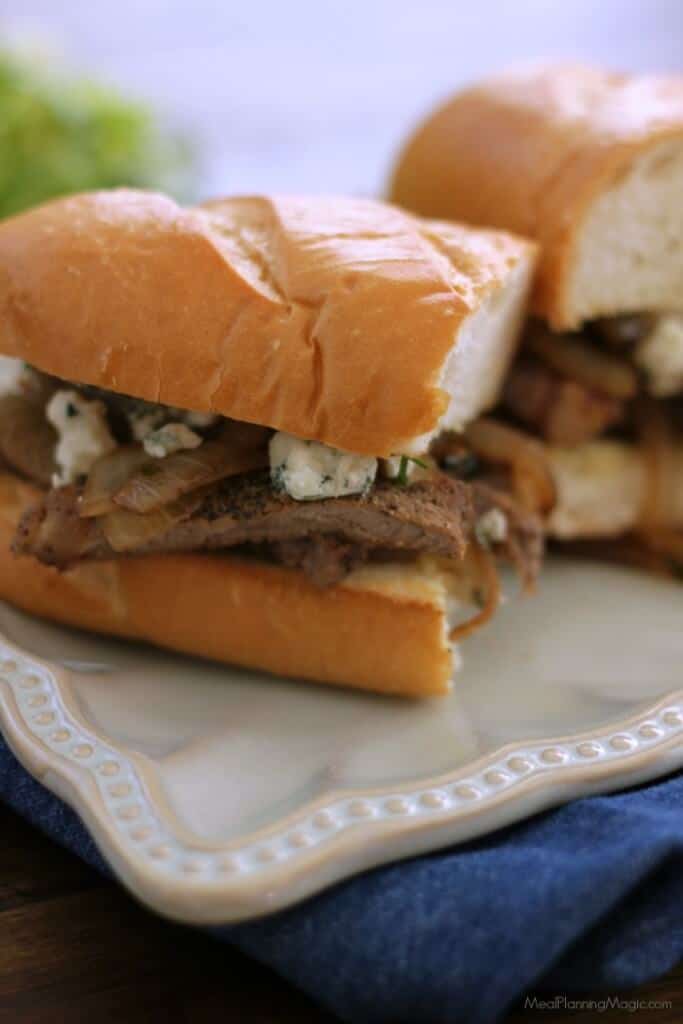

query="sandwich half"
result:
[390,63,683,573]
[0,190,540,696]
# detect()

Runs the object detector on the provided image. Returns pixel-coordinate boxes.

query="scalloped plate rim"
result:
[0,629,682,924]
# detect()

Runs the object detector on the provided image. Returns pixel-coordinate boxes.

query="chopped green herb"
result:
[396,455,428,486]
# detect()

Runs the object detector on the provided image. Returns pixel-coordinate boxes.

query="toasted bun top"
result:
[389,64,683,329]
[0,190,534,456]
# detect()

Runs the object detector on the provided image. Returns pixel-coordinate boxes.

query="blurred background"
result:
[0,0,682,212]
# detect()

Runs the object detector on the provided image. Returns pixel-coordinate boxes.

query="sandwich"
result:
[389,63,683,574]
[0,190,541,697]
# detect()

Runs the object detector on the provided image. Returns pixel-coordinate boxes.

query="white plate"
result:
[0,558,681,924]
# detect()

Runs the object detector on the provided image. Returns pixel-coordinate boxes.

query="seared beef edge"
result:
[13,470,543,589]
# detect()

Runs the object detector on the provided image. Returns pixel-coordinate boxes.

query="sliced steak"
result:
[15,471,474,570]
[15,469,544,588]
[170,472,476,558]
[503,355,624,445]
[13,484,102,565]
[271,536,369,587]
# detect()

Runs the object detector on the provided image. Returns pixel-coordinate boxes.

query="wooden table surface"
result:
[1,803,680,1023]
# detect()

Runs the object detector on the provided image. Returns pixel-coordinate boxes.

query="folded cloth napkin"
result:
[1,734,682,1024]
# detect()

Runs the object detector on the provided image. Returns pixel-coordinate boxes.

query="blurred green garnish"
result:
[396,455,428,486]
[0,47,195,219]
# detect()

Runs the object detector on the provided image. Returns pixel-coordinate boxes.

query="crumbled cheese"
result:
[382,455,418,482]
[46,390,117,486]
[383,456,404,480]
[129,407,168,442]
[269,432,377,501]
[127,401,218,442]
[474,507,508,548]
[0,355,37,398]
[143,422,203,458]
[635,314,683,397]
[381,454,432,483]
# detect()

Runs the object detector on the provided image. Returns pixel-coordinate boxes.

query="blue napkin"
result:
[1,734,682,1023]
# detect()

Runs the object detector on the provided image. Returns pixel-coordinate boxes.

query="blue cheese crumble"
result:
[474,507,508,548]
[383,455,414,482]
[128,405,168,442]
[143,422,203,458]
[127,401,218,442]
[46,390,117,486]
[269,432,377,501]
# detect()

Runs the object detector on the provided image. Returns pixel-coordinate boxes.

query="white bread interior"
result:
[565,138,683,325]
[636,314,683,397]
[410,229,536,450]
[389,64,683,330]
[548,441,683,538]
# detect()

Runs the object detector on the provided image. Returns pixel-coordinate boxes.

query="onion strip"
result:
[639,529,683,562]
[0,394,57,487]
[113,440,267,513]
[635,399,677,532]
[449,546,501,643]
[80,446,154,517]
[102,488,207,553]
[463,418,556,515]
[525,323,638,399]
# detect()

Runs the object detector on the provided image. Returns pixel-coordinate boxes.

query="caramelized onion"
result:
[81,418,270,517]
[80,446,154,517]
[0,395,57,487]
[590,314,655,350]
[449,547,501,643]
[554,536,678,578]
[102,489,206,553]
[525,323,638,399]
[464,418,556,515]
[635,399,680,532]
[114,438,268,513]
[640,529,683,563]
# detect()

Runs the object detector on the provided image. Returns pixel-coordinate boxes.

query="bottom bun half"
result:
[0,473,457,698]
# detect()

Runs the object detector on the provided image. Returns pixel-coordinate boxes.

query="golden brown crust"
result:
[0,191,532,457]
[0,473,453,697]
[389,64,683,328]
